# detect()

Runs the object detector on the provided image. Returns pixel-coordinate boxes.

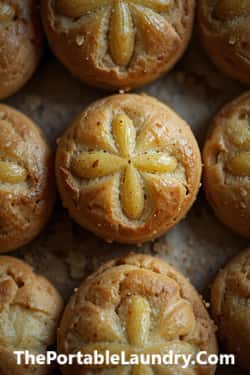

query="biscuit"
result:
[41,0,195,91]
[56,94,202,244]
[203,92,250,237]
[0,1,43,99]
[211,248,250,372]
[0,105,55,253]
[0,255,63,375]
[198,0,250,85]
[58,253,218,375]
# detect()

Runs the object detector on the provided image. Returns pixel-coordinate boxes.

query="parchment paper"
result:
[4,31,248,375]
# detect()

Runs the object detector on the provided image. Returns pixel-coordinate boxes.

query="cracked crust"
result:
[203,92,250,238]
[56,94,202,244]
[198,0,250,85]
[211,248,250,372]
[58,253,218,375]
[0,256,64,375]
[0,104,56,253]
[0,0,43,100]
[41,0,195,91]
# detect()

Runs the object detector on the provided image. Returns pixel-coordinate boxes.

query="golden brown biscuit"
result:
[211,248,250,372]
[0,255,64,375]
[198,0,250,85]
[56,94,202,244]
[0,1,43,100]
[0,104,55,253]
[41,0,195,91]
[58,253,218,375]
[203,92,250,237]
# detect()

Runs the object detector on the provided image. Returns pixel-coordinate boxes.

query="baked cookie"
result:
[58,253,218,375]
[203,92,250,237]
[41,0,195,91]
[56,94,201,244]
[211,248,250,372]
[0,256,63,375]
[0,105,55,253]
[0,1,43,100]
[198,0,250,85]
